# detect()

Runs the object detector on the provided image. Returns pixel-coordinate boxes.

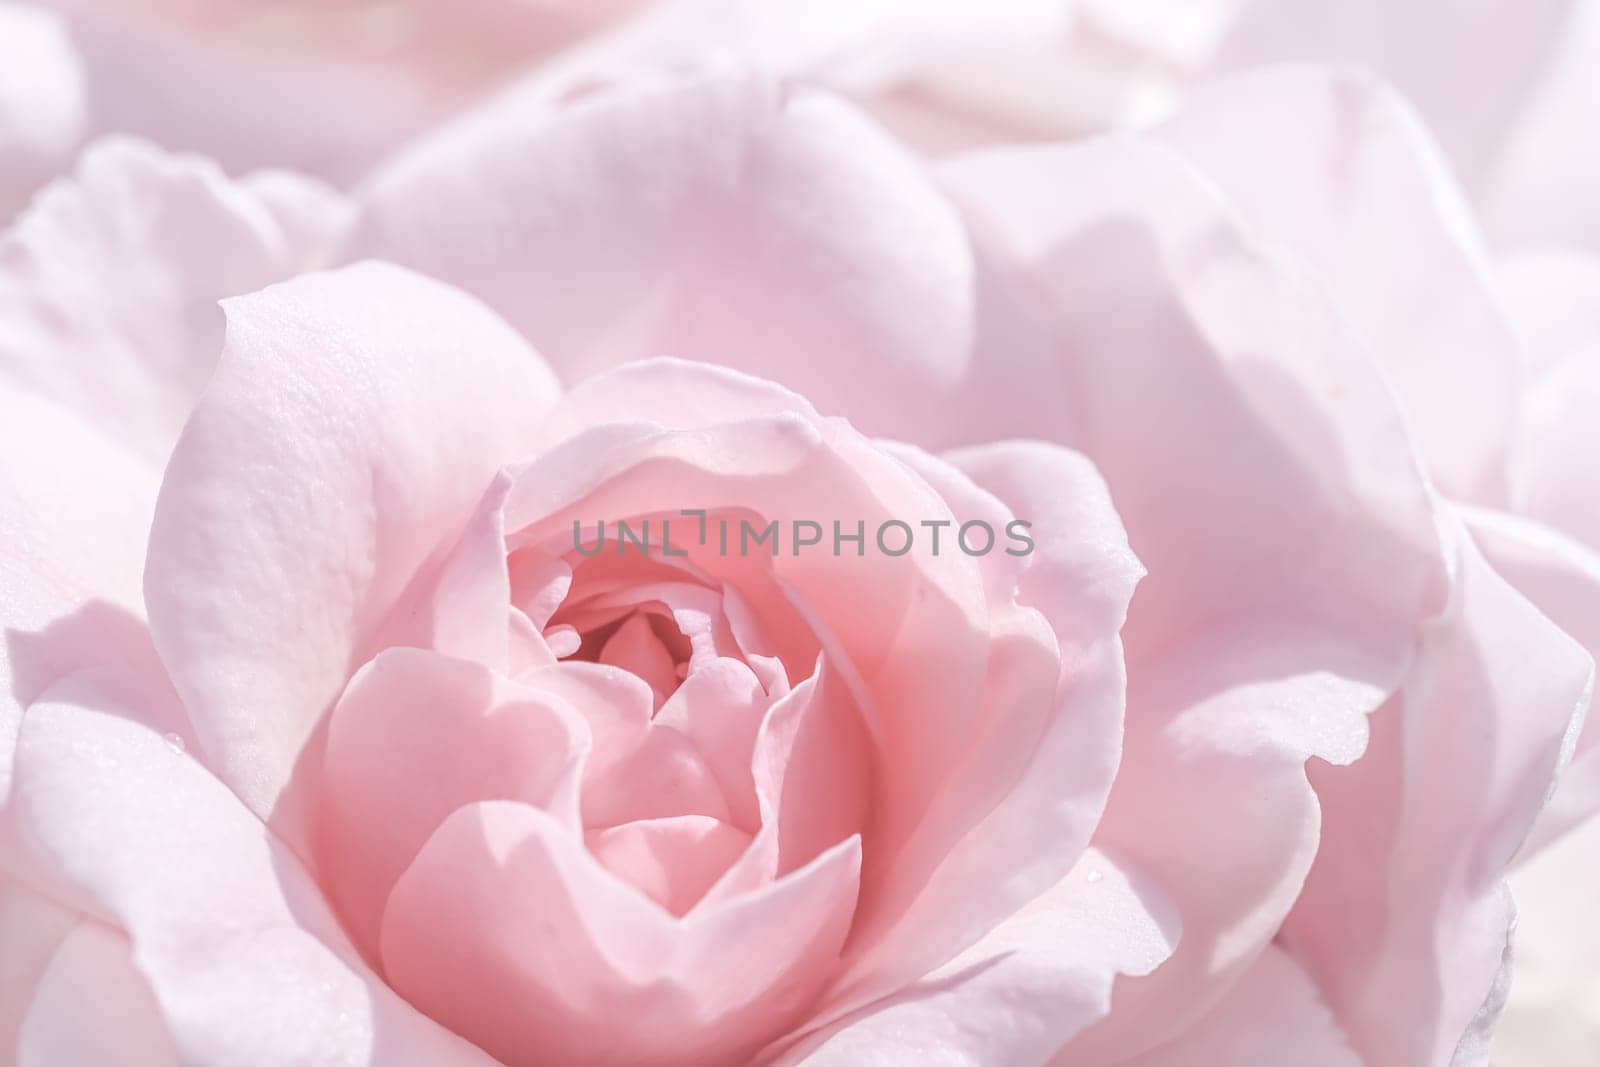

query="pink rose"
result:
[4,255,1155,1064]
[1,54,1592,1067]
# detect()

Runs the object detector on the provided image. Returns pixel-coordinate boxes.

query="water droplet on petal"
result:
[163,732,186,755]
[1086,869,1103,884]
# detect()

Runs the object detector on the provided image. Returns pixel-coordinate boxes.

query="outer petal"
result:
[1496,813,1600,1065]
[17,922,179,1067]
[782,849,1178,1066]
[514,0,1089,149]
[1482,252,1600,841]
[1495,246,1600,577]
[524,0,1071,98]
[1154,67,1524,504]
[1466,508,1600,850]
[0,877,79,1054]
[1069,636,1393,1063]
[1124,945,1359,1067]
[27,0,648,184]
[806,441,1138,1031]
[11,666,495,1066]
[1212,0,1577,200]
[1510,350,1600,556]
[940,136,1447,1058]
[1281,519,1592,1065]
[0,3,84,220]
[0,137,352,466]
[1478,0,1600,252]
[1496,251,1600,380]
[940,137,1444,665]
[0,382,156,810]
[144,261,560,837]
[353,73,1072,448]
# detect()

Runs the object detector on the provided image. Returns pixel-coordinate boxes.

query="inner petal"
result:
[598,612,682,708]
[585,815,753,917]
[504,508,879,928]
[549,544,750,710]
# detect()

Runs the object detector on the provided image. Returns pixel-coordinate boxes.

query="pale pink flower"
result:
[1,12,1595,1067]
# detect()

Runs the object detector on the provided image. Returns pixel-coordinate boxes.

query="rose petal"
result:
[317,647,588,958]
[0,3,84,220]
[941,136,1447,1058]
[812,443,1130,1024]
[508,546,573,631]
[376,471,518,674]
[1496,813,1600,1064]
[18,922,180,1067]
[1477,0,1600,252]
[696,664,871,908]
[516,660,733,829]
[354,73,1071,449]
[32,0,626,184]
[380,800,861,1065]
[1212,0,1574,195]
[0,877,78,1053]
[1496,251,1600,379]
[0,137,350,466]
[585,815,752,917]
[1122,945,1359,1067]
[782,848,1178,1066]
[145,261,560,839]
[599,612,683,706]
[0,382,157,812]
[1154,68,1523,503]
[947,442,1144,660]
[1466,507,1600,850]
[11,666,495,1066]
[1282,518,1592,1064]
[940,138,1445,664]
[533,0,1156,153]
[1068,635,1394,1063]
[651,657,770,832]
[1511,346,1600,556]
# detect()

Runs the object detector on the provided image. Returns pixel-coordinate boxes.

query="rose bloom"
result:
[3,18,1599,1067]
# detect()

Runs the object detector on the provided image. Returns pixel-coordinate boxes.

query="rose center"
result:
[555,603,694,708]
